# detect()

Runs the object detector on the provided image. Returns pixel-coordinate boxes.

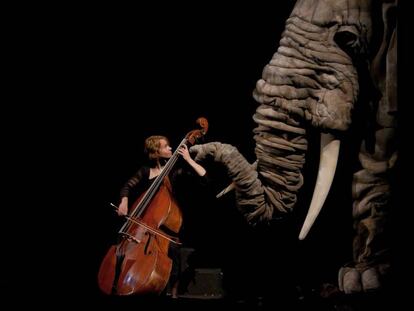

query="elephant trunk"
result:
[253,108,307,217]
[191,139,306,224]
[190,142,266,223]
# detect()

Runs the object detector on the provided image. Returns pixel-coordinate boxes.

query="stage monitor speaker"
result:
[167,247,225,299]
[179,268,225,299]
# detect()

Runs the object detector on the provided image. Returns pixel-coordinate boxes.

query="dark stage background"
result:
[26,1,406,307]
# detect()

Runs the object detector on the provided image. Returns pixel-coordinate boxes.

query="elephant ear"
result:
[370,0,397,126]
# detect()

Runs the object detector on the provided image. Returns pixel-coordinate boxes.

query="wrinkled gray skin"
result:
[190,0,397,294]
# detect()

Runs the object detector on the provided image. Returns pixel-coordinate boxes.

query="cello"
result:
[98,117,209,295]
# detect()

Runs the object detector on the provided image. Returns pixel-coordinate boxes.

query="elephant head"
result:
[191,0,397,294]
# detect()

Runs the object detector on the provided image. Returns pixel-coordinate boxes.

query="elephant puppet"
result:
[191,0,397,294]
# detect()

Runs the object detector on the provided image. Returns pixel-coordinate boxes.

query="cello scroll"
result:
[185,117,209,146]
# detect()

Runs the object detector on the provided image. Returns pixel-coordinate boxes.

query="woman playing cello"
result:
[98,130,208,297]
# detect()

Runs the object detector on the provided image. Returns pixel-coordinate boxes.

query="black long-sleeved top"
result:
[120,166,152,199]
[120,162,209,207]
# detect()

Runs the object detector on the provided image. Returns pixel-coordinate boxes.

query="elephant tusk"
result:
[216,182,235,198]
[299,133,340,240]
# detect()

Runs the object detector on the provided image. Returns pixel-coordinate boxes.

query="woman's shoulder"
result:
[133,165,151,179]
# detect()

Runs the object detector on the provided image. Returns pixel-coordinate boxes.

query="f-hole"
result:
[144,231,153,255]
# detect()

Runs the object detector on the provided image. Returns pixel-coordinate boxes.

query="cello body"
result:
[98,179,182,295]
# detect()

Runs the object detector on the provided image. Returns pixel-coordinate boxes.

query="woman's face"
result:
[157,139,172,159]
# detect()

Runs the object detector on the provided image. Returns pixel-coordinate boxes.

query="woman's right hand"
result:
[118,197,128,216]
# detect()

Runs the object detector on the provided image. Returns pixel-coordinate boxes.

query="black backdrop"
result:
[27,1,407,307]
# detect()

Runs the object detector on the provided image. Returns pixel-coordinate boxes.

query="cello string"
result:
[119,138,186,234]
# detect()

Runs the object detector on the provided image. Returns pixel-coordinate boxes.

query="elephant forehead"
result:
[292,0,373,28]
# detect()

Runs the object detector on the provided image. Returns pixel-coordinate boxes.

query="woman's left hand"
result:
[178,143,206,176]
[178,144,191,161]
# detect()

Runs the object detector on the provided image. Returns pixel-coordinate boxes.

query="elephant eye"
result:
[334,25,361,58]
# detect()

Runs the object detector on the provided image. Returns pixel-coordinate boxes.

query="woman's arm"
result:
[178,144,206,177]
[117,166,149,215]
[118,196,129,216]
